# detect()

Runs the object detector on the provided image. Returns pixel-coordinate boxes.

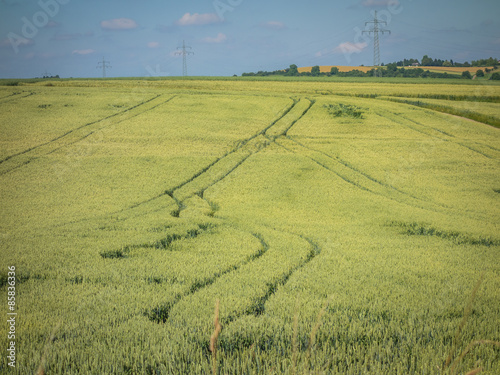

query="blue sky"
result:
[0,0,499,78]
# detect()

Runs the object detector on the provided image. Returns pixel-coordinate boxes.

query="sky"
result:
[0,0,499,78]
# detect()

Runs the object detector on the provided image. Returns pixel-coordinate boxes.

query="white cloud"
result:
[202,33,227,44]
[362,0,399,6]
[333,42,369,54]
[148,42,160,48]
[176,13,221,26]
[262,21,286,30]
[100,18,138,30]
[72,49,96,55]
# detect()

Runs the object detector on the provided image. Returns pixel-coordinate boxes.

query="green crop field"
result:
[0,79,499,374]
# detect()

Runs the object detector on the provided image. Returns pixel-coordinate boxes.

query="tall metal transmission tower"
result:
[97,57,111,78]
[363,11,391,77]
[175,40,194,77]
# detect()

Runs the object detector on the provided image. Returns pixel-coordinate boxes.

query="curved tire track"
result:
[145,230,270,323]
[163,229,319,337]
[112,98,301,219]
[273,136,450,214]
[41,98,300,230]
[288,136,439,206]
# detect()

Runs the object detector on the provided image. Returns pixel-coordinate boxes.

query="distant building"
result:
[412,63,420,67]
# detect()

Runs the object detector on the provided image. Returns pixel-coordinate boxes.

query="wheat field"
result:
[0,78,499,374]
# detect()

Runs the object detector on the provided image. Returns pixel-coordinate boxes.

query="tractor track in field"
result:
[110,98,305,219]
[167,98,300,193]
[104,98,319,327]
[283,99,315,136]
[0,94,162,164]
[374,109,447,140]
[240,232,321,318]
[288,136,434,204]
[40,98,300,231]
[273,136,488,222]
[455,142,495,159]
[145,231,271,323]
[148,226,321,337]
[273,136,450,214]
[258,96,421,207]
[376,108,498,160]
[0,91,35,104]
[46,95,177,156]
[396,111,498,159]
[170,98,315,216]
[196,152,254,198]
[0,94,176,176]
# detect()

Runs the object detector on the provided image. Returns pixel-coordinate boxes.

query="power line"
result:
[363,11,391,77]
[97,57,111,78]
[175,40,194,77]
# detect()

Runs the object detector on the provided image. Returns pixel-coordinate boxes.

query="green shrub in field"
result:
[490,72,500,80]
[324,103,364,119]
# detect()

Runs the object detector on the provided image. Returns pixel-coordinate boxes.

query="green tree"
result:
[311,65,321,76]
[462,71,472,79]
[421,55,433,66]
[476,69,485,77]
[386,63,398,72]
[490,72,500,80]
[288,64,298,76]
[443,60,452,67]
[330,66,339,75]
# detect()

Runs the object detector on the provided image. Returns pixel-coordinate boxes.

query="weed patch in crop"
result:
[99,248,128,259]
[324,103,365,119]
[390,221,500,246]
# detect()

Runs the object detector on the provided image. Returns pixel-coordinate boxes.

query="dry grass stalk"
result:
[450,340,500,375]
[444,274,484,371]
[209,299,222,375]
[35,321,61,375]
[465,367,483,375]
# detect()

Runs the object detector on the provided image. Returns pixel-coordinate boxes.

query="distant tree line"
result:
[241,56,500,80]
[241,65,373,77]
[242,65,497,79]
[418,55,499,68]
[39,75,60,79]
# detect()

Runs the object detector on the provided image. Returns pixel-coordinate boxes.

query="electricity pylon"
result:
[97,57,111,78]
[175,40,194,77]
[363,11,391,77]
